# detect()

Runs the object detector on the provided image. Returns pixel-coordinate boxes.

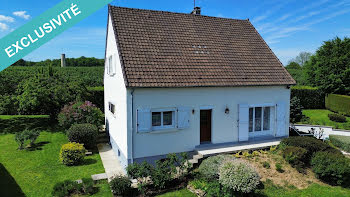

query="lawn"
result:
[0,131,109,197]
[298,109,350,130]
[259,182,350,197]
[0,115,49,119]
[157,188,196,197]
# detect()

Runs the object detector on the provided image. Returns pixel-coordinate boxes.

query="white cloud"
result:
[13,11,30,20]
[0,15,14,22]
[0,22,9,31]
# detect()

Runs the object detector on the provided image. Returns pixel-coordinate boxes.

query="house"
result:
[104,5,296,169]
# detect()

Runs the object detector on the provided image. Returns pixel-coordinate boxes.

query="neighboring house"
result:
[104,5,296,169]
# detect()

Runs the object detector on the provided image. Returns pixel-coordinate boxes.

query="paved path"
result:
[295,124,350,140]
[97,143,125,181]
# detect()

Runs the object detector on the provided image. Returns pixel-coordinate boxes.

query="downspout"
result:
[130,88,135,163]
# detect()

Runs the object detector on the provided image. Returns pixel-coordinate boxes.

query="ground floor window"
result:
[249,106,271,132]
[152,110,175,128]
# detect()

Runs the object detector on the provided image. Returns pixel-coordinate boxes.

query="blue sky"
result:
[1,0,350,65]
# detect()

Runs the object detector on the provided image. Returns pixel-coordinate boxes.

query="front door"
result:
[200,110,212,143]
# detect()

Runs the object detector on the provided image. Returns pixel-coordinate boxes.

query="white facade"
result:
[104,15,291,167]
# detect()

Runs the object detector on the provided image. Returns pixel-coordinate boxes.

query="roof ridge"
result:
[109,5,248,22]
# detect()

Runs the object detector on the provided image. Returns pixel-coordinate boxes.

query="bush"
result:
[291,86,325,109]
[330,135,350,152]
[282,146,307,172]
[328,113,347,123]
[58,101,104,129]
[290,97,303,123]
[311,151,350,186]
[219,159,260,194]
[67,124,98,149]
[262,161,270,169]
[326,94,350,116]
[59,142,86,166]
[198,154,235,180]
[189,179,222,197]
[85,87,104,112]
[15,129,40,149]
[126,161,153,180]
[15,132,27,150]
[281,136,335,163]
[52,179,95,197]
[110,175,132,196]
[275,163,284,173]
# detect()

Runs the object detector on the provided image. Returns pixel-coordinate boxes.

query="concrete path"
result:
[295,124,350,140]
[97,143,126,181]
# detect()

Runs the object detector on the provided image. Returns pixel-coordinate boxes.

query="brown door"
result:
[200,110,212,143]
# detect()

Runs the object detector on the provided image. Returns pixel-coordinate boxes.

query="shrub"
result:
[275,163,284,173]
[330,135,350,152]
[15,132,26,150]
[219,159,260,194]
[189,179,222,197]
[290,96,303,123]
[280,136,335,163]
[311,151,350,186]
[198,154,235,180]
[58,101,104,129]
[328,113,347,123]
[52,179,95,197]
[67,124,98,149]
[326,94,350,116]
[59,142,86,166]
[110,175,132,196]
[291,86,325,109]
[262,161,270,169]
[23,129,40,146]
[282,146,307,172]
[126,161,153,180]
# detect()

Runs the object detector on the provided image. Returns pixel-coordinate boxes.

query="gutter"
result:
[130,88,135,163]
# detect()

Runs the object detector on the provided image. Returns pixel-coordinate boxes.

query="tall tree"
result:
[304,37,350,94]
[292,52,312,66]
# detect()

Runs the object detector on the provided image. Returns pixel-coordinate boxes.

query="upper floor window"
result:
[106,55,115,75]
[109,102,115,115]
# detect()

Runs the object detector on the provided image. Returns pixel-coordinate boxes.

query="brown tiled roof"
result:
[109,5,296,88]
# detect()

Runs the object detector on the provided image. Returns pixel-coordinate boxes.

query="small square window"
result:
[109,102,115,114]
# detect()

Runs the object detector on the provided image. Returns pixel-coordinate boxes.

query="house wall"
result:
[132,86,290,160]
[104,14,130,169]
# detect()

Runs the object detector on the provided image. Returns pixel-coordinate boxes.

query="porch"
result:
[195,137,283,157]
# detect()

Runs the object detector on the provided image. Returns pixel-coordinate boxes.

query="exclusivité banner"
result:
[0,0,113,72]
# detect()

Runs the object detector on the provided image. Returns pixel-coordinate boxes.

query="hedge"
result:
[0,115,51,133]
[291,86,325,109]
[326,94,350,116]
[329,135,350,152]
[85,87,104,112]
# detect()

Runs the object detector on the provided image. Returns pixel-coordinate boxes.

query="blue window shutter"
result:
[238,104,249,141]
[276,102,287,137]
[177,107,190,129]
[137,108,151,132]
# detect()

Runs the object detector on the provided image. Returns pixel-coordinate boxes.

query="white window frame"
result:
[151,108,176,131]
[107,55,115,76]
[248,104,274,137]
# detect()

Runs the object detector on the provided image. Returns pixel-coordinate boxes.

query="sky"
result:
[1,0,350,65]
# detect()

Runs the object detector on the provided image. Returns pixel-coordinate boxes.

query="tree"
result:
[304,37,350,94]
[292,52,312,66]
[290,97,303,123]
[285,61,301,70]
[16,67,87,118]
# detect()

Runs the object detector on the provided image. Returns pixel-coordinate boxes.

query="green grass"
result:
[298,109,350,130]
[156,188,196,197]
[258,181,350,197]
[0,115,49,119]
[0,131,107,197]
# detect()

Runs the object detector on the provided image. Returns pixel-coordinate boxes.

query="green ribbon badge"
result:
[0,0,113,72]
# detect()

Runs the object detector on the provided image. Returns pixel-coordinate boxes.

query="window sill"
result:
[138,127,180,134]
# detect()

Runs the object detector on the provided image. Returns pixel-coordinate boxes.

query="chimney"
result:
[61,54,66,67]
[191,7,201,15]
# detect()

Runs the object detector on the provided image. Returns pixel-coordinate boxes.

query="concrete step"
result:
[193,154,203,160]
[91,173,108,181]
[188,158,198,164]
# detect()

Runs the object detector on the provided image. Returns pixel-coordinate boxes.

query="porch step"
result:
[188,153,203,165]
